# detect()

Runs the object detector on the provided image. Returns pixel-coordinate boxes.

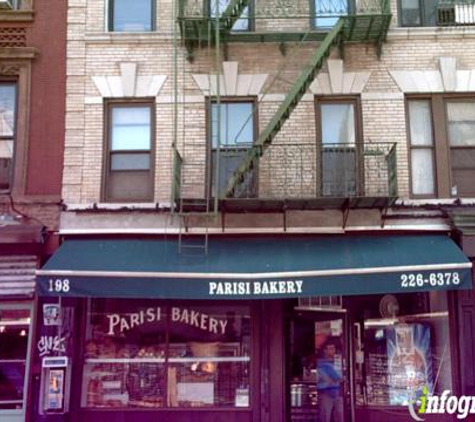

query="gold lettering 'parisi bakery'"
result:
[107,307,228,335]
[35,235,473,422]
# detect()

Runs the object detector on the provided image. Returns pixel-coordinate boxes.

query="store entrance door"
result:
[287,309,352,422]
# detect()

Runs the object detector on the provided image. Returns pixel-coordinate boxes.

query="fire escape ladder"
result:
[178,0,251,55]
[223,18,345,198]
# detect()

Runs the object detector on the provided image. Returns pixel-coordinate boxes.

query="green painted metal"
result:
[223,19,344,197]
[220,0,251,32]
[178,0,251,51]
[171,149,182,214]
[387,143,398,198]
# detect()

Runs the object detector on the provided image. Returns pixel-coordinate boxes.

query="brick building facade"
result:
[0,0,66,421]
[33,0,475,421]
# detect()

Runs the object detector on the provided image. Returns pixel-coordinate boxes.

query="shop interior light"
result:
[0,326,5,333]
[364,318,397,328]
[20,330,26,337]
[0,214,20,226]
[0,318,31,326]
[364,312,449,328]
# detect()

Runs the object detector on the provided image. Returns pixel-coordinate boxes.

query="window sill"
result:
[64,202,173,212]
[388,25,475,39]
[0,46,38,59]
[0,10,34,22]
[85,32,174,44]
[397,197,475,206]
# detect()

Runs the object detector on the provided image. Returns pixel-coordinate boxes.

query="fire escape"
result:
[172,0,394,252]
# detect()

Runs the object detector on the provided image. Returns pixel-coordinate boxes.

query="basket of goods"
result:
[188,342,219,374]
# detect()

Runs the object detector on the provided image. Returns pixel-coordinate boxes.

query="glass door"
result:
[288,309,351,422]
[0,304,33,422]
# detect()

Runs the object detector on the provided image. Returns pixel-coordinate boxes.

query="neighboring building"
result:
[35,0,475,421]
[0,0,66,421]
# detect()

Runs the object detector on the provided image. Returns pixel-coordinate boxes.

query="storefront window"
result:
[81,300,251,409]
[0,307,31,410]
[354,292,452,407]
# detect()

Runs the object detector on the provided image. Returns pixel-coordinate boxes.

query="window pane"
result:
[210,0,250,31]
[450,148,475,196]
[400,0,422,26]
[82,300,167,408]
[0,140,13,159]
[111,106,151,151]
[315,0,348,27]
[211,149,257,198]
[408,100,433,146]
[112,0,153,32]
[211,103,254,148]
[168,305,251,408]
[0,309,30,410]
[422,0,438,26]
[322,147,357,197]
[447,102,475,146]
[0,84,16,137]
[111,153,150,170]
[411,148,435,195]
[321,104,355,145]
[107,171,152,201]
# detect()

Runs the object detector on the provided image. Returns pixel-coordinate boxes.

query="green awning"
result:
[36,235,473,299]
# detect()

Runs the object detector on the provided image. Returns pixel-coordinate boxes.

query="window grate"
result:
[298,296,343,309]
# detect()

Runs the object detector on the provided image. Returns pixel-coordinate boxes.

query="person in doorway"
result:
[316,340,344,422]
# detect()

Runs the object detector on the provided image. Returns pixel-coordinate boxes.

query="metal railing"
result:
[255,141,398,200]
[174,142,398,204]
[178,0,390,20]
[438,0,475,25]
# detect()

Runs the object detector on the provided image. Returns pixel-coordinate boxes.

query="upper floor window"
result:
[399,0,438,26]
[313,0,349,28]
[316,98,361,197]
[407,96,475,198]
[108,0,155,32]
[446,101,475,196]
[407,100,436,196]
[398,0,475,26]
[209,100,256,198]
[104,102,154,202]
[0,82,17,193]
[209,0,252,31]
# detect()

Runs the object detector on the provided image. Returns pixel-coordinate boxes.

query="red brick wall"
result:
[25,0,66,196]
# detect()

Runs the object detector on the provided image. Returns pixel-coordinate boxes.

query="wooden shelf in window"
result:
[85,357,250,364]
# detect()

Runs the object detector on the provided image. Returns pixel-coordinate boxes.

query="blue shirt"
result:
[316,358,342,398]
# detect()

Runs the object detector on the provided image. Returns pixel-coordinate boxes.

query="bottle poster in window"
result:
[386,324,433,405]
